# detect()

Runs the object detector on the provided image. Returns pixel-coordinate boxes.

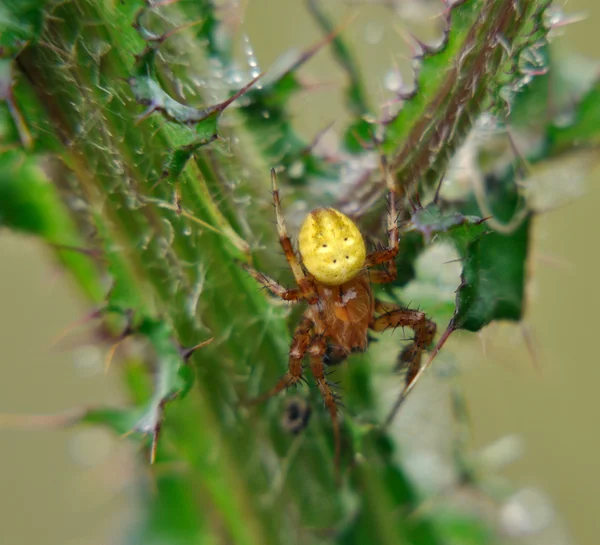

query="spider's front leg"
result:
[271,169,317,303]
[370,300,437,424]
[242,265,304,302]
[242,169,317,302]
[248,316,313,405]
[365,156,399,283]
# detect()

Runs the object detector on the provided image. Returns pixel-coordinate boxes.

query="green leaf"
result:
[507,44,600,154]
[432,512,493,545]
[82,407,142,436]
[382,0,551,191]
[343,118,377,155]
[0,151,67,238]
[0,0,48,52]
[548,78,600,152]
[408,202,486,244]
[81,315,211,466]
[389,202,487,292]
[127,473,216,545]
[338,431,445,545]
[0,150,104,301]
[130,44,261,129]
[388,203,487,329]
[451,177,530,331]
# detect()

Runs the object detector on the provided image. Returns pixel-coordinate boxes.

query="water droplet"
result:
[500,489,554,537]
[362,113,377,124]
[288,160,305,179]
[243,34,261,70]
[384,69,403,92]
[553,110,575,128]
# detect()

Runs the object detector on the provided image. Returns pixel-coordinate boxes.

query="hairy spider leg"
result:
[242,266,304,302]
[370,300,437,424]
[364,156,399,282]
[385,323,454,427]
[271,169,317,303]
[307,334,342,481]
[248,317,313,405]
[249,317,342,479]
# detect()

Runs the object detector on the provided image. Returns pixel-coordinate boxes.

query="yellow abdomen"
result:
[298,208,366,286]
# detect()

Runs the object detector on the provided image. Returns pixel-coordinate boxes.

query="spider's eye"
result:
[298,208,366,285]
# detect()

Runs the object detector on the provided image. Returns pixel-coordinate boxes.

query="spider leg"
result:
[308,334,342,481]
[242,265,304,301]
[248,316,313,405]
[270,169,317,302]
[368,269,398,284]
[325,342,350,365]
[370,300,437,425]
[365,156,399,282]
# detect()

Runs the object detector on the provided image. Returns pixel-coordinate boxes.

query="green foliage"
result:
[382,0,551,190]
[239,40,339,182]
[549,79,600,151]
[0,0,595,544]
[452,179,531,331]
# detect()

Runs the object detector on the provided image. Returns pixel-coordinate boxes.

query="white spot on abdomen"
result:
[341,288,357,305]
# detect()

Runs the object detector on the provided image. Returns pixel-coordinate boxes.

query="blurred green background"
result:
[1,1,598,544]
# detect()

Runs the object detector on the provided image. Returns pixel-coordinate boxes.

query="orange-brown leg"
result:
[365,156,398,281]
[270,169,317,303]
[370,300,437,424]
[368,269,398,284]
[307,335,342,480]
[242,265,304,302]
[249,316,313,405]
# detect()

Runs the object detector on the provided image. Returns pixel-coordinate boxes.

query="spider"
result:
[244,165,438,473]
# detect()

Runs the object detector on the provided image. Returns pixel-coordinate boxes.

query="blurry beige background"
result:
[1,1,598,544]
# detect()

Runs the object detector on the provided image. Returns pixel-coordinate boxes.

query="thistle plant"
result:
[1,0,598,544]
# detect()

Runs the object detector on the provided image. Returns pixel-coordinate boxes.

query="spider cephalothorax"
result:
[245,167,437,474]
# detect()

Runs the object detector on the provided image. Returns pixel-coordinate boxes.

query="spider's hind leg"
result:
[370,300,437,421]
[248,317,312,405]
[308,335,342,481]
[325,343,349,366]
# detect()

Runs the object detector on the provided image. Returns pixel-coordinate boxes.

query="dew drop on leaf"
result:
[288,160,305,179]
[384,69,403,92]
